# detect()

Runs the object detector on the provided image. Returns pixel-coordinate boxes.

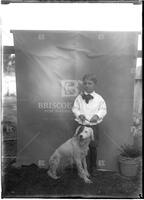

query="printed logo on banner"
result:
[61,80,82,97]
[38,80,82,113]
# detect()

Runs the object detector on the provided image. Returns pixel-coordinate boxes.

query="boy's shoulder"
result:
[74,93,84,102]
[93,91,105,100]
[75,93,82,99]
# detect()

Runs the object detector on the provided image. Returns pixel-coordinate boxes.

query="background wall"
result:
[13,30,138,170]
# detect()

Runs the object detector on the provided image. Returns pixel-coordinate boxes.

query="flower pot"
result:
[118,155,140,177]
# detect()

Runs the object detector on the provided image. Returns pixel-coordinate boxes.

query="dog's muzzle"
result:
[79,135,84,140]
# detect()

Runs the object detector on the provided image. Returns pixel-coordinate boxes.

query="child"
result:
[72,74,107,174]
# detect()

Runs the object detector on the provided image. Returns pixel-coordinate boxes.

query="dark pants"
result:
[73,121,99,173]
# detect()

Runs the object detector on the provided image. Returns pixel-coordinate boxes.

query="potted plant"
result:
[118,144,141,177]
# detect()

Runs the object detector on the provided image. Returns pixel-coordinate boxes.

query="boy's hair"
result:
[82,74,97,84]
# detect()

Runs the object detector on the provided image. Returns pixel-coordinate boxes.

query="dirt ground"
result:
[2,163,141,198]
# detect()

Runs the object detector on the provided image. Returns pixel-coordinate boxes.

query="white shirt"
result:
[72,91,107,126]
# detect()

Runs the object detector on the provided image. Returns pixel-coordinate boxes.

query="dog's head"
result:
[74,125,94,141]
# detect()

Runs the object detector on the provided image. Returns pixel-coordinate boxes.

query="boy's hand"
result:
[90,115,99,123]
[79,114,86,122]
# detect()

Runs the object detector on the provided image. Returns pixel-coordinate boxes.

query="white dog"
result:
[47,125,94,183]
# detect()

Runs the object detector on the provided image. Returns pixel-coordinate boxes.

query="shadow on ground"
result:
[2,163,141,198]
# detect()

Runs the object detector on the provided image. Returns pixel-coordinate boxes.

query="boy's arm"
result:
[96,99,107,120]
[72,96,81,118]
[90,98,107,123]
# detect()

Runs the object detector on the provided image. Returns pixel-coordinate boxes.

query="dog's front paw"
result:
[85,171,90,178]
[84,177,92,184]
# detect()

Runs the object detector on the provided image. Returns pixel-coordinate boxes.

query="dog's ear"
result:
[74,125,84,136]
[90,128,94,141]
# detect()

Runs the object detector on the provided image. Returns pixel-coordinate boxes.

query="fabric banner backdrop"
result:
[12,31,138,171]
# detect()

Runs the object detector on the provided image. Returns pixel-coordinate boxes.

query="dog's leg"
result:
[75,159,92,184]
[82,158,90,178]
[47,169,59,179]
[47,156,60,179]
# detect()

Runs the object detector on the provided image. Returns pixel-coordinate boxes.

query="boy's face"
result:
[83,79,95,93]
